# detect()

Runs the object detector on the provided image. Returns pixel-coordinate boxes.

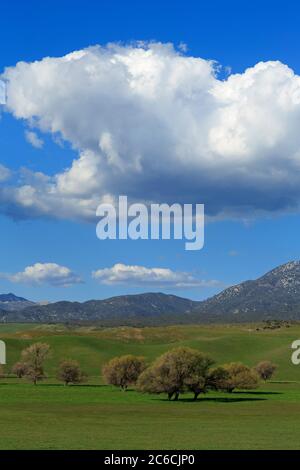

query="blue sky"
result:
[1,0,300,302]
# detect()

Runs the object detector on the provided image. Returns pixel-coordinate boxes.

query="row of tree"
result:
[103,347,277,400]
[9,343,86,385]
[4,343,277,400]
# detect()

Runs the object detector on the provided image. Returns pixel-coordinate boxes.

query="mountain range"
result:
[2,261,300,325]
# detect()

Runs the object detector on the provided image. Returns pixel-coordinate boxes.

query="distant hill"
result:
[0,293,35,312]
[3,261,300,324]
[0,293,197,324]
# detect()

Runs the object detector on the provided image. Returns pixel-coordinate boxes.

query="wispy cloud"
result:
[228,250,239,257]
[0,164,11,182]
[25,130,44,149]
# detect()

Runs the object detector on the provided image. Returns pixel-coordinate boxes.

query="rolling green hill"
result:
[1,322,299,381]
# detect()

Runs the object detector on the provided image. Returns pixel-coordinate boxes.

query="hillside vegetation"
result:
[1,322,299,381]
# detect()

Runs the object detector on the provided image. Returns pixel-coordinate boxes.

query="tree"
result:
[102,355,146,390]
[137,347,214,401]
[255,361,277,381]
[182,351,215,400]
[12,362,28,379]
[57,359,87,385]
[218,362,260,393]
[21,342,50,385]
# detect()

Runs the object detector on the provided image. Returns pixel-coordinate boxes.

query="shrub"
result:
[12,362,28,379]
[218,362,260,392]
[57,359,87,385]
[255,361,277,381]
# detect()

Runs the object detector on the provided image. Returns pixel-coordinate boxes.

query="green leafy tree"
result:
[102,355,146,390]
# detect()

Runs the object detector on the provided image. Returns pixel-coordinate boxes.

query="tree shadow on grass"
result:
[73,385,138,391]
[232,390,282,395]
[271,381,298,384]
[157,396,267,403]
[68,384,105,388]
[189,396,266,403]
[9,383,102,388]
[40,383,106,388]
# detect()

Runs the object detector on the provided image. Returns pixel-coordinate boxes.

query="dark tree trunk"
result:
[193,392,200,401]
[168,392,174,401]
[173,392,179,401]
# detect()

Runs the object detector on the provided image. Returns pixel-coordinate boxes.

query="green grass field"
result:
[0,322,300,449]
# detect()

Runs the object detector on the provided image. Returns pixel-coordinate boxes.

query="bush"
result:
[57,359,87,385]
[218,362,260,392]
[12,362,28,379]
[207,366,230,390]
[255,361,277,381]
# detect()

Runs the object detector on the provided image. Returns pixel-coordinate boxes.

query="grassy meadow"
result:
[0,322,300,449]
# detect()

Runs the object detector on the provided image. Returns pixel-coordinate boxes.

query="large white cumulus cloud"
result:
[2,42,300,220]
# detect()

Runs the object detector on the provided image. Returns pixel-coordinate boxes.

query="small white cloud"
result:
[0,164,11,182]
[92,263,220,288]
[25,130,44,149]
[6,262,82,287]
